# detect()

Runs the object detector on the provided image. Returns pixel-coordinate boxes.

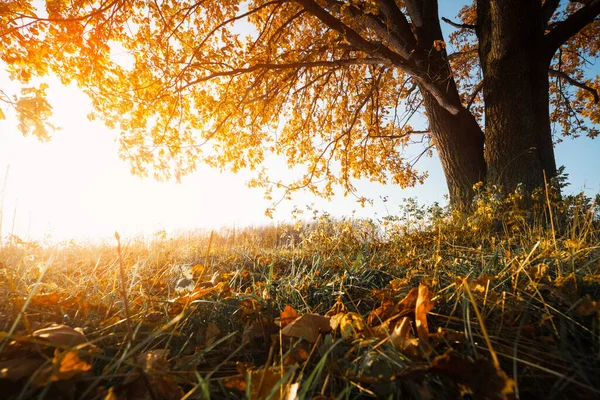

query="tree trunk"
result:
[420,89,487,209]
[477,0,558,194]
[406,0,487,209]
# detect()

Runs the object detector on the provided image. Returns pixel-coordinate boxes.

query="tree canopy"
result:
[1,0,599,210]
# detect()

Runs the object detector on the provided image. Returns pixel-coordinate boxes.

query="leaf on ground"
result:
[52,349,92,381]
[243,315,277,345]
[397,287,419,314]
[0,358,45,381]
[367,298,397,325]
[223,366,293,400]
[339,312,368,339]
[277,305,299,327]
[431,351,515,400]
[573,295,599,317]
[281,314,331,343]
[415,284,434,347]
[325,297,348,317]
[204,322,221,347]
[33,324,89,348]
[137,349,170,372]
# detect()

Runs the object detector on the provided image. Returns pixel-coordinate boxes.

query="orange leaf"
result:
[278,305,299,327]
[53,350,92,381]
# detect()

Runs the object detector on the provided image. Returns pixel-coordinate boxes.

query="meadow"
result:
[1,187,599,399]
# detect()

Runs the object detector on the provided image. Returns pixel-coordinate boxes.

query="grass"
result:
[0,188,599,399]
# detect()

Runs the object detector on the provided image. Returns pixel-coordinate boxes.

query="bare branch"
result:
[369,129,430,139]
[545,0,600,55]
[549,69,599,103]
[441,17,477,30]
[466,81,484,110]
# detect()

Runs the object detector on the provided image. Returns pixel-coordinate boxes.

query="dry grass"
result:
[0,188,599,399]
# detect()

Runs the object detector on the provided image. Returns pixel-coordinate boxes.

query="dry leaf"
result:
[390,316,411,349]
[367,298,396,325]
[204,322,221,347]
[415,285,434,347]
[397,287,419,313]
[223,366,293,400]
[0,358,45,381]
[33,324,88,348]
[277,305,299,327]
[137,349,170,371]
[431,351,515,400]
[339,312,367,339]
[52,349,92,381]
[243,315,277,345]
[573,295,599,317]
[281,314,331,343]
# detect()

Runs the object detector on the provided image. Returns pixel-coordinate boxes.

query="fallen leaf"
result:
[0,358,45,381]
[573,295,599,317]
[204,322,221,347]
[339,312,368,339]
[415,285,434,347]
[431,351,515,400]
[223,366,294,400]
[33,324,88,348]
[281,314,331,343]
[277,305,299,327]
[52,349,92,381]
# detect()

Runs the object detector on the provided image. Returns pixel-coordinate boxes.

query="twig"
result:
[441,17,476,30]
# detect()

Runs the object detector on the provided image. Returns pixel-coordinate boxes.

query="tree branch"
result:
[447,48,478,61]
[549,68,599,103]
[544,0,600,55]
[294,0,463,115]
[542,0,561,25]
[441,17,477,30]
[322,0,413,58]
[466,81,484,110]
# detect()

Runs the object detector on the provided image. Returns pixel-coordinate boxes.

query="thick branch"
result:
[466,81,484,110]
[323,0,413,58]
[447,48,478,61]
[542,0,561,25]
[545,0,600,55]
[295,0,462,115]
[549,68,600,103]
[379,0,417,50]
[441,17,477,30]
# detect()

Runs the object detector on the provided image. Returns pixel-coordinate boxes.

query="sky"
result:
[1,2,599,244]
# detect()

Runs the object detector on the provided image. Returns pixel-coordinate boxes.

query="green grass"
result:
[0,189,599,399]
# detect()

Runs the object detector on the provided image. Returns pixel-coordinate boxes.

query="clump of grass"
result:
[0,186,599,399]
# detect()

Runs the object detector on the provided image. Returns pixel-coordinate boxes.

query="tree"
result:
[1,0,599,210]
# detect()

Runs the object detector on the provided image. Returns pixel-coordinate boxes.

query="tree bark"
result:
[420,89,487,209]
[477,0,558,194]
[407,0,487,209]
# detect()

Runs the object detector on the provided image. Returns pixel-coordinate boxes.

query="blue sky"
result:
[0,2,598,243]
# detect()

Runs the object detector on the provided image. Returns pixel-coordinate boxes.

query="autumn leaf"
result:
[431,351,516,400]
[52,349,92,381]
[277,305,299,327]
[33,324,89,348]
[281,314,331,343]
[339,312,368,339]
[415,284,434,346]
[223,366,296,400]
